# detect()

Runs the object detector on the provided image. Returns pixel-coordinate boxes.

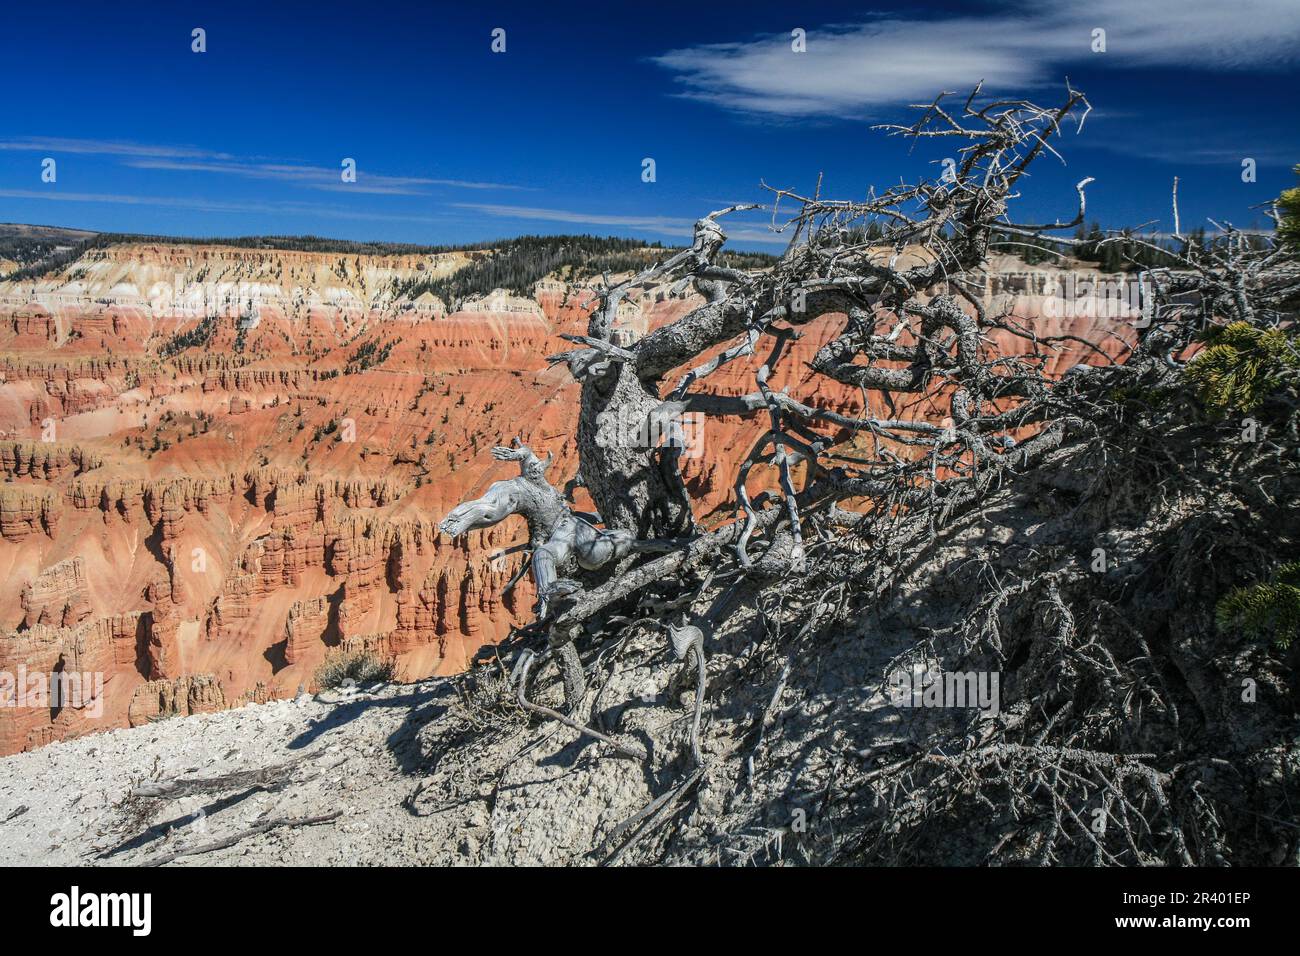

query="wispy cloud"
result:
[0,190,790,245]
[452,202,694,232]
[0,188,267,212]
[124,159,528,194]
[0,185,793,247]
[451,202,787,245]
[1084,139,1300,168]
[0,137,234,161]
[653,0,1300,117]
[0,188,452,224]
[0,137,528,194]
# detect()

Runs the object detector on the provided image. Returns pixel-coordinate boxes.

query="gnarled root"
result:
[513,646,646,760]
[664,621,707,767]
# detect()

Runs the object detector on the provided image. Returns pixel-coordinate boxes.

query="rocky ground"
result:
[0,554,927,867]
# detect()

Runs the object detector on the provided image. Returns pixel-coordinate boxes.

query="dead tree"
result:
[525,86,1089,654]
[440,81,1299,798]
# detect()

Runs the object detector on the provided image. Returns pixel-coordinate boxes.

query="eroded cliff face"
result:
[0,241,1136,754]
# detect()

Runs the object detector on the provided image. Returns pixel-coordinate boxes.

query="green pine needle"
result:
[1185,323,1299,414]
[1216,561,1300,650]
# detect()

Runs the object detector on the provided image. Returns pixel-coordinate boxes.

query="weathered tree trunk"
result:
[576,351,693,539]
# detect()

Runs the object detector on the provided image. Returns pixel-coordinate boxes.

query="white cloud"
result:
[0,137,233,160]
[452,202,788,244]
[0,188,264,212]
[0,188,454,224]
[0,138,528,194]
[653,0,1300,117]
[0,190,789,246]
[124,159,528,194]
[452,202,692,232]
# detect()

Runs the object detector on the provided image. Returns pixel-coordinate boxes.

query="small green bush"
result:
[1279,165,1300,250]
[1216,561,1300,650]
[1185,322,1299,413]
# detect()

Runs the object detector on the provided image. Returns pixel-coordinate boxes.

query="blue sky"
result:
[1,0,1296,249]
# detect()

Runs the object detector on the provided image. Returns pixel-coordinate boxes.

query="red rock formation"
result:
[127,674,226,726]
[21,557,92,628]
[0,440,102,479]
[0,239,1133,754]
[0,615,120,752]
[0,486,61,541]
[284,595,331,665]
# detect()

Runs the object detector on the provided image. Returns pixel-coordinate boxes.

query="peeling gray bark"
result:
[576,359,694,539]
